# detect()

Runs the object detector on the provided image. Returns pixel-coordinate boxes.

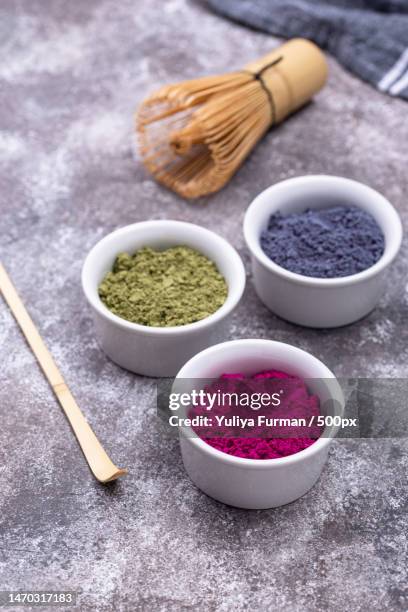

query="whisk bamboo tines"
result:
[136,38,328,199]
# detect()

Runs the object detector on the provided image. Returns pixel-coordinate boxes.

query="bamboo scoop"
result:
[137,38,328,198]
[0,264,127,484]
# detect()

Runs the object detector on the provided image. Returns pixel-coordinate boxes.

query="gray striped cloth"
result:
[206,0,408,100]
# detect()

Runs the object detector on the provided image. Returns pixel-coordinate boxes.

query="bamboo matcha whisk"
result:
[136,38,328,199]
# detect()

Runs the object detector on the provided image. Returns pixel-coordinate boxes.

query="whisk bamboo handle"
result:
[245,39,328,123]
[0,264,127,484]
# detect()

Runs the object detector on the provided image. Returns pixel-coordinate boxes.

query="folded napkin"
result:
[206,0,408,100]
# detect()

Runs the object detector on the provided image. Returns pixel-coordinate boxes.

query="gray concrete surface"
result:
[0,1,407,610]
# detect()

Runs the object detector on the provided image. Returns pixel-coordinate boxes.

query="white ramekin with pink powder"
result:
[174,339,344,509]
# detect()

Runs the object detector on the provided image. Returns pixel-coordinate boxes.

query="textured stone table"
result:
[0,1,407,610]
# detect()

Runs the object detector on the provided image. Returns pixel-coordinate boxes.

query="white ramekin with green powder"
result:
[82,220,246,377]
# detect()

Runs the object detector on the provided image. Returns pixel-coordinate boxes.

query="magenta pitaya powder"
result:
[190,369,322,460]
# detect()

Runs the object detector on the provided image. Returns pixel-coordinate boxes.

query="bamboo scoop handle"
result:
[0,263,127,484]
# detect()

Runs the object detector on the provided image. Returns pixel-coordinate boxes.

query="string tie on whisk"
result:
[244,55,283,127]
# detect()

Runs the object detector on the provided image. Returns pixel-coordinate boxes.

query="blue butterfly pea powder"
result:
[260,205,385,278]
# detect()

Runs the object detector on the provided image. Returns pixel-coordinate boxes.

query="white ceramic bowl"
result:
[244,175,403,328]
[175,339,344,509]
[82,221,245,377]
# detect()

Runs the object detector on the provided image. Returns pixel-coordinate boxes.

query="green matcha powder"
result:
[98,246,228,327]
